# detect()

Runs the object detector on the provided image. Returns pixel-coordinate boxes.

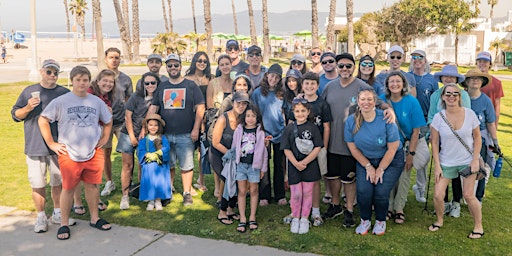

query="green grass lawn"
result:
[1,78,511,255]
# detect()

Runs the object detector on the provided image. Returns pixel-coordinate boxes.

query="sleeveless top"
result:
[210,78,231,109]
[211,112,235,157]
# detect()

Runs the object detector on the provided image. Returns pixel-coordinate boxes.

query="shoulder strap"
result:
[293,121,299,138]
[439,111,473,155]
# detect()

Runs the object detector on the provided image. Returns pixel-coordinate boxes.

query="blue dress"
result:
[137,135,172,201]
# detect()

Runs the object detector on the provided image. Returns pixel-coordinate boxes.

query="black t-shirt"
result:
[240,127,257,164]
[280,121,323,185]
[121,93,151,137]
[152,79,205,134]
[289,97,332,138]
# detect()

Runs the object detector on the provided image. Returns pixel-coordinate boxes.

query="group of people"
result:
[13,39,504,240]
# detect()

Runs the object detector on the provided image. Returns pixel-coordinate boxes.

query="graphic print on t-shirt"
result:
[241,131,256,157]
[163,88,186,109]
[67,106,97,127]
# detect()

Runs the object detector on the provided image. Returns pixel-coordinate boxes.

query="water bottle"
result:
[493,157,503,177]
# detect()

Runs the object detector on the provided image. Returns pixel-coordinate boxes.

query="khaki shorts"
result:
[26,155,61,188]
[103,124,122,148]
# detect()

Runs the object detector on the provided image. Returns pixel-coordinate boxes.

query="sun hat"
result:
[41,59,60,71]
[461,68,491,88]
[433,65,465,84]
[143,113,165,127]
[165,53,181,63]
[388,45,404,55]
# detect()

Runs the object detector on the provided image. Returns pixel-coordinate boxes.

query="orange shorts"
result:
[58,149,104,190]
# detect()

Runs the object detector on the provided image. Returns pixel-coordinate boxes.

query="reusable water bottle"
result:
[493,157,503,177]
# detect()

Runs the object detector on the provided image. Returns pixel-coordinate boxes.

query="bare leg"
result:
[214,172,220,197]
[218,179,225,202]
[329,179,341,205]
[51,185,62,209]
[249,182,259,222]
[182,169,193,194]
[121,153,134,196]
[462,175,483,236]
[103,148,113,181]
[32,187,46,213]
[57,186,75,239]
[431,177,450,230]
[344,182,356,212]
[323,177,332,198]
[237,180,248,223]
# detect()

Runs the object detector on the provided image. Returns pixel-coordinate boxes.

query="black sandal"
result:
[237,222,247,233]
[57,226,71,240]
[228,213,240,221]
[249,220,258,231]
[394,213,405,224]
[428,223,442,232]
[90,218,111,231]
[386,211,394,221]
[468,231,484,239]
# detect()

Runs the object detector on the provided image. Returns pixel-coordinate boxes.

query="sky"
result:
[1,0,512,32]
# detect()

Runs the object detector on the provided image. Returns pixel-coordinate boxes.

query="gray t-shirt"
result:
[121,93,151,137]
[321,77,368,156]
[11,84,70,156]
[112,72,133,126]
[41,92,112,162]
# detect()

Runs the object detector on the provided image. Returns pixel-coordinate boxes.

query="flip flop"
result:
[394,213,405,224]
[227,213,240,221]
[98,202,107,211]
[217,217,233,225]
[428,223,442,232]
[57,226,71,240]
[72,205,86,215]
[249,220,258,231]
[237,222,247,233]
[467,231,484,239]
[89,218,111,231]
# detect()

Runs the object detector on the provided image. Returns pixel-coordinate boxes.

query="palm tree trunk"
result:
[191,0,197,33]
[113,0,132,63]
[92,0,105,70]
[326,0,336,52]
[167,0,173,32]
[311,0,318,48]
[63,0,71,38]
[122,0,133,62]
[262,0,270,63]
[455,34,459,66]
[79,16,86,41]
[247,0,257,45]
[203,0,213,60]
[231,0,239,35]
[162,0,170,32]
[346,0,354,54]
[132,0,140,63]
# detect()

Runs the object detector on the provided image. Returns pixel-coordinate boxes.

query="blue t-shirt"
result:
[251,87,285,143]
[409,72,438,119]
[344,109,401,159]
[318,74,338,95]
[470,93,496,131]
[380,95,426,143]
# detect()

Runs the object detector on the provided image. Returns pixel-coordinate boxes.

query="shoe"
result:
[298,218,310,234]
[355,219,371,235]
[34,214,48,233]
[290,218,300,234]
[443,202,451,215]
[322,196,332,204]
[146,201,155,211]
[120,195,130,210]
[311,214,324,227]
[449,201,461,218]
[343,210,355,227]
[322,204,343,219]
[372,220,386,235]
[283,213,293,224]
[412,184,427,203]
[183,192,193,206]
[278,198,288,205]
[50,211,76,226]
[190,187,198,196]
[155,200,163,211]
[259,199,269,206]
[101,180,116,196]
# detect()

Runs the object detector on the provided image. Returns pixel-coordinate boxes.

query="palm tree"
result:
[63,0,71,37]
[203,0,213,60]
[247,0,257,45]
[151,32,188,55]
[231,0,239,35]
[325,0,336,52]
[489,37,508,69]
[91,0,105,70]
[132,0,140,63]
[488,0,498,21]
[346,0,354,54]
[113,0,133,63]
[262,0,270,63]
[184,32,207,51]
[311,0,318,48]
[191,0,197,33]
[167,0,173,32]
[162,0,170,32]
[68,0,87,41]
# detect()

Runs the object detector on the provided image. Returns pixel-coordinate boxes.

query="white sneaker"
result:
[283,213,293,224]
[311,214,324,227]
[412,184,427,203]
[34,214,48,233]
[355,219,371,235]
[120,195,130,210]
[146,200,155,211]
[298,218,310,234]
[155,199,163,211]
[101,180,116,196]
[372,220,386,235]
[290,218,300,234]
[443,202,451,215]
[449,201,461,218]
[50,211,76,226]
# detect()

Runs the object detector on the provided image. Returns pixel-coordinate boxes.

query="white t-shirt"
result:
[431,108,480,167]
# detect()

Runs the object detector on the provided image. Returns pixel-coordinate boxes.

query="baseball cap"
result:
[388,45,404,55]
[268,63,283,77]
[247,45,262,54]
[41,59,60,71]
[147,53,163,62]
[286,69,302,79]
[291,54,306,63]
[411,50,426,57]
[335,53,355,64]
[226,39,239,49]
[476,51,492,62]
[165,53,181,63]
[232,91,250,103]
[320,52,336,62]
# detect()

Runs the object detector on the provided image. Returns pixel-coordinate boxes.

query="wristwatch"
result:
[408,151,416,156]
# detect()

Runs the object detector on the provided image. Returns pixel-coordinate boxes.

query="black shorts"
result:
[325,152,356,183]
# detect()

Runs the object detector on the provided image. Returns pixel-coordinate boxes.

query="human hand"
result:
[434,166,443,183]
[295,161,307,171]
[129,135,138,146]
[383,108,396,124]
[191,129,199,142]
[405,155,413,171]
[366,166,375,183]
[374,168,384,184]
[26,97,40,111]
[49,142,67,156]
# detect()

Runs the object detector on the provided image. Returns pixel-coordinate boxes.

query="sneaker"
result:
[155,200,163,211]
[355,219,371,235]
[298,218,310,234]
[449,201,461,218]
[290,218,300,233]
[322,204,343,219]
[278,198,288,205]
[120,195,130,210]
[101,180,116,196]
[412,184,427,203]
[34,214,48,233]
[183,192,193,206]
[372,220,386,235]
[50,211,76,226]
[311,214,324,227]
[343,210,355,227]
[322,195,332,204]
[146,201,155,211]
[443,202,451,215]
[283,213,293,224]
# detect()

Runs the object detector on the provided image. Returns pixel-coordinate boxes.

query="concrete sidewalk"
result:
[0,206,317,256]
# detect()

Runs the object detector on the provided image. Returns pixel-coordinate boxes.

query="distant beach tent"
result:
[9,32,26,44]
[228,34,250,41]
[293,30,312,37]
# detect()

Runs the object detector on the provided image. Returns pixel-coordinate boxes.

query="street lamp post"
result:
[28,0,39,82]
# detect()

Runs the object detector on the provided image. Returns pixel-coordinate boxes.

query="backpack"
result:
[204,107,220,147]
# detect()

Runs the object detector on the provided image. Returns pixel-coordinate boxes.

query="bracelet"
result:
[377,167,385,172]
[365,163,372,169]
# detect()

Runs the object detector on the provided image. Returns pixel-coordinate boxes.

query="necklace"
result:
[194,74,205,86]
[414,72,425,85]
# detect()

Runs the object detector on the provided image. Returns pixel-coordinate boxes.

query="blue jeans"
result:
[357,150,404,221]
[165,133,195,171]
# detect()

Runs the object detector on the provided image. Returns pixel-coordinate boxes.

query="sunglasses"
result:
[144,81,157,86]
[321,59,335,65]
[167,63,180,68]
[292,97,308,104]
[227,47,239,52]
[197,59,208,64]
[311,52,322,56]
[390,56,402,60]
[444,91,460,97]
[248,53,261,57]
[411,55,424,60]
[46,70,59,76]
[291,60,304,66]
[360,62,374,67]
[338,63,353,69]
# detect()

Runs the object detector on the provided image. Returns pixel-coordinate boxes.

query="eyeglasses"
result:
[248,53,261,57]
[311,52,322,56]
[444,91,460,97]
[360,62,374,67]
[197,59,208,64]
[291,60,304,66]
[167,63,180,68]
[390,56,402,60]
[338,63,353,69]
[46,70,59,76]
[321,59,335,65]
[292,97,308,104]
[144,81,157,86]
[227,47,239,52]
[411,55,424,60]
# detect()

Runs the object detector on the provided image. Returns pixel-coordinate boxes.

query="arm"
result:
[38,116,67,156]
[470,127,482,173]
[375,141,400,184]
[97,121,113,148]
[299,147,321,166]
[486,122,500,153]
[405,128,420,171]
[347,142,375,183]
[212,115,229,154]
[206,80,215,109]
[191,103,205,142]
[284,149,306,171]
[322,122,330,149]
[494,98,501,127]
[125,110,138,146]
[14,97,40,120]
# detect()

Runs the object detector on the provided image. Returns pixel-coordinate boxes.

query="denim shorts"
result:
[116,132,136,154]
[165,133,195,171]
[236,162,261,183]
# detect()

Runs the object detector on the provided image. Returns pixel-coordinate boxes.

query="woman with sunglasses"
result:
[356,55,380,94]
[289,54,308,75]
[429,84,484,239]
[308,47,324,75]
[116,72,161,210]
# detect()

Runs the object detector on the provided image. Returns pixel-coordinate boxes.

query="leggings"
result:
[290,181,314,218]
